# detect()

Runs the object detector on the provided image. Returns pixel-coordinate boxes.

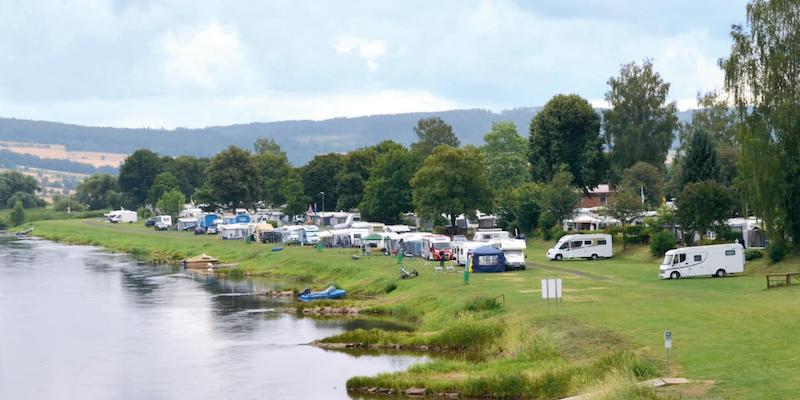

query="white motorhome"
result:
[105,209,137,224]
[546,234,612,261]
[154,215,172,231]
[422,235,453,260]
[493,239,527,270]
[454,241,485,266]
[659,243,744,279]
[473,229,510,242]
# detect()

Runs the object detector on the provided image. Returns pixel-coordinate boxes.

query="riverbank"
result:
[29,219,800,399]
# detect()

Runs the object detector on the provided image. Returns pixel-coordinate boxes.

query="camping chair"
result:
[400,266,419,279]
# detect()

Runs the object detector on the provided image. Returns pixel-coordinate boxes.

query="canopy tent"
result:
[470,246,506,273]
[254,222,274,235]
[363,233,383,241]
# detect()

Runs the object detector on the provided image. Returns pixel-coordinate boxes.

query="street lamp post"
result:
[320,191,325,214]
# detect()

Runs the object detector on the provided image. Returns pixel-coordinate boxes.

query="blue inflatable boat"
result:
[298,285,347,302]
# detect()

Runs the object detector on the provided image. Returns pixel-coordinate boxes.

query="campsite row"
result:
[105,207,531,271]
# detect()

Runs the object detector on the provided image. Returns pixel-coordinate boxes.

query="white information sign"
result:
[541,278,562,299]
[665,330,672,349]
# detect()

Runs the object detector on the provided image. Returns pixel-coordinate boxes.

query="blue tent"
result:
[470,246,506,273]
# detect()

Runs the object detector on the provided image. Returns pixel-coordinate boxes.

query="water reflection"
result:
[0,235,423,400]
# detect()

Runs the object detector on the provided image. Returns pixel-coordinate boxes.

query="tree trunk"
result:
[621,222,626,251]
[450,212,457,229]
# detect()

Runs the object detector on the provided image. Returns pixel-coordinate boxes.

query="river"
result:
[0,236,422,399]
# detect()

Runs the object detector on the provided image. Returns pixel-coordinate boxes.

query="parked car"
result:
[206,226,218,235]
[154,215,172,231]
[144,217,157,227]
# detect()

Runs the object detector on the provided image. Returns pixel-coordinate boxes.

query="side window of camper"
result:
[598,239,607,245]
[571,241,582,248]
[694,255,702,262]
[584,240,592,245]
[725,250,736,256]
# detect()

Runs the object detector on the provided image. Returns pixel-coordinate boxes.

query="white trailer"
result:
[493,239,527,270]
[454,241,486,266]
[659,243,744,279]
[106,209,138,224]
[546,233,612,261]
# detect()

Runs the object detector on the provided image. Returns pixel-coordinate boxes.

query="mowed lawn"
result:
[31,219,800,399]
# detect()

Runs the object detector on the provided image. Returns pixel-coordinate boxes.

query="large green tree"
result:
[721,0,800,245]
[620,161,662,208]
[360,147,415,223]
[676,181,733,244]
[681,129,720,187]
[496,182,544,235]
[411,146,492,228]
[205,146,262,209]
[538,166,581,229]
[336,147,378,210]
[0,171,40,209]
[165,156,209,200]
[256,151,291,207]
[282,169,310,217]
[75,174,122,210]
[603,60,678,179]
[301,153,343,211]
[148,172,181,204]
[254,137,286,157]
[118,149,163,206]
[529,94,606,189]
[482,122,529,192]
[410,117,460,160]
[156,188,185,221]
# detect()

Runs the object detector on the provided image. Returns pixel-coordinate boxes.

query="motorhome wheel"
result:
[555,254,562,261]
[670,271,680,279]
[591,254,598,260]
[716,269,727,277]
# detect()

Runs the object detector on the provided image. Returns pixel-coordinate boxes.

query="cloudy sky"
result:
[0,0,748,128]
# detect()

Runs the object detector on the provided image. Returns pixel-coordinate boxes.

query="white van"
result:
[659,243,744,279]
[493,239,527,270]
[547,234,612,261]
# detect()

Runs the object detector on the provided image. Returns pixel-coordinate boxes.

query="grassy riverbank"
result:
[29,218,800,399]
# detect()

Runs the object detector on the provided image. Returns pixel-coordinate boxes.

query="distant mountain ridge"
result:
[0,108,693,165]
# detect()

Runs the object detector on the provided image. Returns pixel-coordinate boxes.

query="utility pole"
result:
[320,191,325,213]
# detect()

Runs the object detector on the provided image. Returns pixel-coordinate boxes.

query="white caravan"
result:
[473,229,510,242]
[546,234,612,261]
[454,241,486,266]
[106,209,137,224]
[493,239,527,270]
[659,243,744,279]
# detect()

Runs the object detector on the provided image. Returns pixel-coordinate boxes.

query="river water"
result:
[0,236,422,399]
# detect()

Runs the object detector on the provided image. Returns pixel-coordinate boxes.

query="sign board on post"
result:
[664,330,672,349]
[541,278,562,299]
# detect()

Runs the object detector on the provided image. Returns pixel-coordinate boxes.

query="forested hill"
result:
[0,108,693,165]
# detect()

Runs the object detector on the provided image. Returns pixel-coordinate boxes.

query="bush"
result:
[462,296,502,313]
[544,226,566,241]
[384,281,398,294]
[649,230,676,256]
[744,249,763,261]
[768,241,786,263]
[0,218,7,230]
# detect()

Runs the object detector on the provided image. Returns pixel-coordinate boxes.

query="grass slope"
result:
[29,219,800,399]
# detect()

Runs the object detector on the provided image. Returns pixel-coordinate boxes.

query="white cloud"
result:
[333,36,387,71]
[160,23,259,90]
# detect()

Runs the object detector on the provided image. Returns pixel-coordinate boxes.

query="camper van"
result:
[546,234,612,261]
[154,215,173,231]
[659,243,744,279]
[106,209,137,224]
[422,235,453,260]
[493,239,527,270]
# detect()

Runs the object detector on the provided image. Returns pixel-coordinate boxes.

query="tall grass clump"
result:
[462,295,502,313]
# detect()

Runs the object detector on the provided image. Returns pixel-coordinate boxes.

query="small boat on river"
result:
[298,285,346,302]
[15,227,33,237]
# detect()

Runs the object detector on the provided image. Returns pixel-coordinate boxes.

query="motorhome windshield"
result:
[433,243,450,250]
[662,255,673,265]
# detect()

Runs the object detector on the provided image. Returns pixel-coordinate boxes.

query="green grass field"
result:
[24,219,800,399]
